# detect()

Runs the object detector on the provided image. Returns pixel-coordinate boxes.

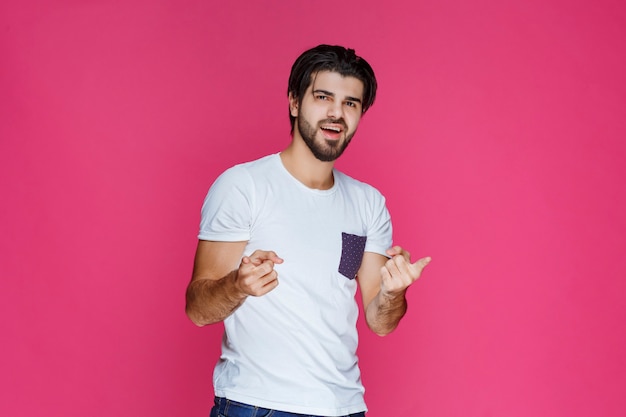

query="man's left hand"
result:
[380,246,431,296]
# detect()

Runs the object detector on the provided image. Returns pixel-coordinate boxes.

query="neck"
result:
[280,137,335,190]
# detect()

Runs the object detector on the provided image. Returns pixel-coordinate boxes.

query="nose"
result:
[326,100,343,119]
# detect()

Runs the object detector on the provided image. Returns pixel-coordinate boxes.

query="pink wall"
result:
[1,1,625,416]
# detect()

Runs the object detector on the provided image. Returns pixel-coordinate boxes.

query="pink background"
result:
[1,1,625,416]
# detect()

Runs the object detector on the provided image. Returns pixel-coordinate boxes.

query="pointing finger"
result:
[249,250,284,265]
[386,246,411,261]
[385,246,402,257]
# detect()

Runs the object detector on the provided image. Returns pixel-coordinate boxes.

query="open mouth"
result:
[320,123,344,139]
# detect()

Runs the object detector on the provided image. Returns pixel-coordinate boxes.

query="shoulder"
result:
[235,153,279,171]
[335,170,386,202]
[214,154,279,185]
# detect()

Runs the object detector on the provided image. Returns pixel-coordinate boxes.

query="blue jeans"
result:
[210,397,366,417]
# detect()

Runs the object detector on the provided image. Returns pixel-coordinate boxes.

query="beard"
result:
[297,114,356,162]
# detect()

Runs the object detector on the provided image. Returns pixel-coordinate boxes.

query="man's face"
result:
[290,71,364,162]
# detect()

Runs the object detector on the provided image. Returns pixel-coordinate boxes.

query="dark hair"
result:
[287,44,377,131]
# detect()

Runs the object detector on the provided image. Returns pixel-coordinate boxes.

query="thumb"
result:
[412,256,432,272]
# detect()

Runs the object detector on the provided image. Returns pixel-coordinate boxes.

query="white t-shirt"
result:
[198,154,392,416]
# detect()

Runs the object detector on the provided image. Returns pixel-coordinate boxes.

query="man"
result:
[186,44,431,417]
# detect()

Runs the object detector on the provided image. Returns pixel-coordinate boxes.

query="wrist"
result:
[380,287,407,301]
[228,269,249,301]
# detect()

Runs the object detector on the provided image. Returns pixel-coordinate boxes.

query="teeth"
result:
[323,126,341,132]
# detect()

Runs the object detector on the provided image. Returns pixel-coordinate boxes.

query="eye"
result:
[345,101,356,108]
[316,94,329,101]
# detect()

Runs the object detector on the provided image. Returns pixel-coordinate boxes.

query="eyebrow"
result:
[313,89,362,104]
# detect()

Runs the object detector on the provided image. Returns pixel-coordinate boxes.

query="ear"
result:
[288,92,299,117]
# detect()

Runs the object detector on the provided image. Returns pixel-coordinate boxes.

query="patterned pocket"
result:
[338,232,367,280]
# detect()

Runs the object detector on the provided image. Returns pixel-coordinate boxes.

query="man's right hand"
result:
[236,250,284,297]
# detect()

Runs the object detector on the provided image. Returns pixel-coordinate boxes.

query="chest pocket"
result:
[338,232,367,280]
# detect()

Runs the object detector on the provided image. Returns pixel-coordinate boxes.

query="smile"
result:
[322,126,342,132]
[320,123,344,134]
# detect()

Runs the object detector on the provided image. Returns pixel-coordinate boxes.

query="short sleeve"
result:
[364,191,393,257]
[198,165,255,242]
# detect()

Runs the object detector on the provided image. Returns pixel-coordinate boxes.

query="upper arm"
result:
[190,240,248,283]
[357,251,387,311]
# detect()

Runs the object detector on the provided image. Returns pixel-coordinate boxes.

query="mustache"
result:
[318,118,347,128]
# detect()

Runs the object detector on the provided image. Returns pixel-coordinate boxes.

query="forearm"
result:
[185,270,247,326]
[365,289,408,336]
